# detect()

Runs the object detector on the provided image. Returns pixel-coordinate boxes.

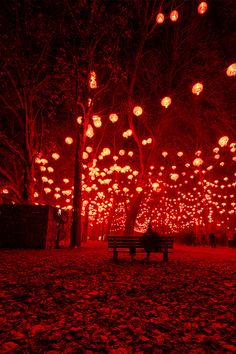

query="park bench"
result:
[108,235,174,262]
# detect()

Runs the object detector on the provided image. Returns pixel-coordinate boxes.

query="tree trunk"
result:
[70,131,82,247]
[104,214,113,241]
[90,210,98,240]
[124,193,143,235]
[104,199,116,240]
[101,216,106,240]
[23,163,35,204]
[82,204,89,242]
[199,169,210,242]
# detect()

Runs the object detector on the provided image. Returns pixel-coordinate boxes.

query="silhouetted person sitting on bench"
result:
[209,233,216,248]
[142,223,160,261]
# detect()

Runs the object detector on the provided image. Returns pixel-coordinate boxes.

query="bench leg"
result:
[163,250,168,262]
[129,247,136,261]
[144,251,150,261]
[113,248,118,261]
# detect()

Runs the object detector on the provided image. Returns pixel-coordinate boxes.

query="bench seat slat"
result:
[108,244,173,247]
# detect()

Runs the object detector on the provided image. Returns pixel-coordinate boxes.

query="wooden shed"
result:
[0,205,68,249]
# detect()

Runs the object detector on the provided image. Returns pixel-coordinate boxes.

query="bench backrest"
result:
[108,236,174,249]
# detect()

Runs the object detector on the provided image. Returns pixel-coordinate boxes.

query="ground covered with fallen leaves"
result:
[0,243,236,353]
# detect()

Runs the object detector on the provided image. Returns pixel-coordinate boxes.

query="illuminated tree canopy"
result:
[0,0,236,242]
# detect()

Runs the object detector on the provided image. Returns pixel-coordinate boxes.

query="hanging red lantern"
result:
[193,158,203,166]
[170,10,178,22]
[65,137,73,144]
[218,136,229,147]
[109,113,118,123]
[198,2,208,15]
[161,96,171,108]
[226,63,236,77]
[156,13,164,24]
[92,115,102,128]
[192,82,203,95]
[52,153,60,160]
[133,106,143,116]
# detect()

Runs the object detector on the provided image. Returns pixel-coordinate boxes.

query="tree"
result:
[50,0,130,246]
[0,0,61,203]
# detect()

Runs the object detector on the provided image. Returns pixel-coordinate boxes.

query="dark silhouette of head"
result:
[147,223,153,232]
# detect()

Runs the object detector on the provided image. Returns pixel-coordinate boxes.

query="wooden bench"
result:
[108,235,174,262]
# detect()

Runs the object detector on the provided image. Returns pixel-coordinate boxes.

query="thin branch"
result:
[0,132,26,165]
[0,183,23,203]
[0,166,15,185]
[5,68,24,108]
[32,42,49,76]
[0,95,23,125]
